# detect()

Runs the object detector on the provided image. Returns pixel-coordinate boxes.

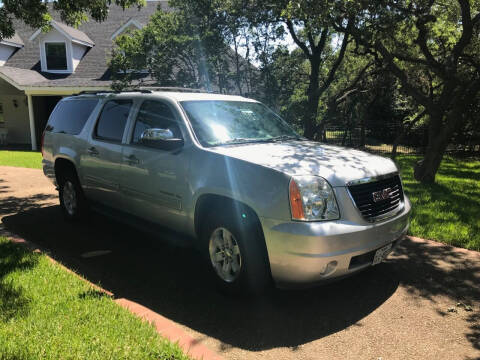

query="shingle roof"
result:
[0,66,47,86]
[4,1,166,87]
[1,33,24,47]
[51,21,95,46]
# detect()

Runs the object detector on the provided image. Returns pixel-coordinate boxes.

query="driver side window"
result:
[132,100,181,145]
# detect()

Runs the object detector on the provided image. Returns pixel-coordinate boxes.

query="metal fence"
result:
[323,126,480,157]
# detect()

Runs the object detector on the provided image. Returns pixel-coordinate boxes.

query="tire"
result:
[58,169,88,221]
[201,205,272,294]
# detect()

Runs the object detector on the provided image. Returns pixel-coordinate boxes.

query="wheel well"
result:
[194,194,261,238]
[54,158,78,185]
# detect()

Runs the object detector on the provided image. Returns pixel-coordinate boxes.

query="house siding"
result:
[0,44,16,66]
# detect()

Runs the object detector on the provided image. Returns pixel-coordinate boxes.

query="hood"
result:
[209,140,398,187]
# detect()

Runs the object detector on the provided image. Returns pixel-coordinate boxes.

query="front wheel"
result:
[202,208,271,294]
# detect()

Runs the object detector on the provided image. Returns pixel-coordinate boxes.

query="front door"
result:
[81,99,133,209]
[120,99,189,229]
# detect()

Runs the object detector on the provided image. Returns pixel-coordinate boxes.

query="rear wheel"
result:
[58,170,87,221]
[202,206,271,294]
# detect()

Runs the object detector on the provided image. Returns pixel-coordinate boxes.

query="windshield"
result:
[180,100,301,146]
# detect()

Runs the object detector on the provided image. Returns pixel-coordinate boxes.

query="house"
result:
[0,1,165,150]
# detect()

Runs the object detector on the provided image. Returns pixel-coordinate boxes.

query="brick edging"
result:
[2,229,223,360]
[407,235,480,257]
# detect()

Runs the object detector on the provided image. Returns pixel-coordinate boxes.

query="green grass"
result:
[396,155,480,251]
[0,237,189,360]
[0,151,42,169]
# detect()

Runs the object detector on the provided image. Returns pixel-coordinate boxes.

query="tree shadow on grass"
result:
[0,241,39,323]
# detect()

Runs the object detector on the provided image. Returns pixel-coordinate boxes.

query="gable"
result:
[4,1,165,81]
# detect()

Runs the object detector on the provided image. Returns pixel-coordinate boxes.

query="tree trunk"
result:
[303,58,320,139]
[413,112,457,183]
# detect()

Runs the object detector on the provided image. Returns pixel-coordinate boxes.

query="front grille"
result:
[348,174,404,222]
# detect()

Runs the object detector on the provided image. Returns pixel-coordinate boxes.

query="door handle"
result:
[124,154,140,164]
[87,146,99,156]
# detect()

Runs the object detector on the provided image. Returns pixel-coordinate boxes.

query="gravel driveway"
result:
[0,165,479,360]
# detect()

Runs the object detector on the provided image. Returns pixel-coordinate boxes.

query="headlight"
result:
[289,176,340,221]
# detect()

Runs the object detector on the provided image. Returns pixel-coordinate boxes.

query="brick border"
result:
[407,235,480,257]
[2,229,223,360]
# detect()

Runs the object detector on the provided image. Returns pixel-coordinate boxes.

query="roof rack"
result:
[75,89,152,95]
[74,87,214,96]
[139,86,213,93]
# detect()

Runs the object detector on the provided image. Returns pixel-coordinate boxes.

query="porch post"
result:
[27,94,37,150]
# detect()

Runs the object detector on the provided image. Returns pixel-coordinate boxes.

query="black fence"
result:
[323,126,480,157]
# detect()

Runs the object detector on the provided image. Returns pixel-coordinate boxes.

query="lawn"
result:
[396,155,480,251]
[0,237,189,360]
[0,150,42,169]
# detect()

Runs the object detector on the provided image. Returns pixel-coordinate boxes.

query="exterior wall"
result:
[0,94,30,144]
[72,42,88,71]
[0,44,16,66]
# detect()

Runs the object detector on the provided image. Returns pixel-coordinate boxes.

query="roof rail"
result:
[74,87,213,96]
[139,86,213,93]
[75,89,153,96]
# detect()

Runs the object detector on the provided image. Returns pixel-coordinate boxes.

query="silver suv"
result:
[42,89,411,292]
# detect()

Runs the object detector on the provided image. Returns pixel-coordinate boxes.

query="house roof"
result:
[0,66,47,86]
[1,33,24,48]
[3,1,167,88]
[30,21,95,47]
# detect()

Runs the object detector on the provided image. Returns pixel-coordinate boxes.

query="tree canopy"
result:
[0,0,146,40]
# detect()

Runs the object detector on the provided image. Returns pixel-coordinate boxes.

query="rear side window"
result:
[94,99,132,142]
[46,99,98,135]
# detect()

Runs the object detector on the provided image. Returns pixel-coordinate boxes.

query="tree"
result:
[110,4,235,91]
[0,0,146,40]
[335,0,480,183]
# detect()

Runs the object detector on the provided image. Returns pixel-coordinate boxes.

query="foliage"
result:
[396,155,480,251]
[334,0,480,182]
[0,151,42,169]
[0,0,146,40]
[0,237,189,360]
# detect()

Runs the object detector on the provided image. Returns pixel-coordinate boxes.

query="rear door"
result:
[120,99,190,228]
[81,98,133,209]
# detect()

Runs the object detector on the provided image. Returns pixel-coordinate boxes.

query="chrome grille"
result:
[347,174,404,222]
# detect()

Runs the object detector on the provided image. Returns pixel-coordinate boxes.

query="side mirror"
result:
[140,128,184,150]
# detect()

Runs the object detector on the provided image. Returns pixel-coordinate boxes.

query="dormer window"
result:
[30,20,94,74]
[45,42,67,70]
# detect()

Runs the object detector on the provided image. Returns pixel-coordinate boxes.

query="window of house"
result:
[94,100,132,142]
[0,103,4,124]
[132,101,181,144]
[45,42,68,70]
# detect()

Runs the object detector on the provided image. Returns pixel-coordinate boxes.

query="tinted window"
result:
[95,100,132,142]
[45,43,67,70]
[46,99,99,135]
[132,100,181,144]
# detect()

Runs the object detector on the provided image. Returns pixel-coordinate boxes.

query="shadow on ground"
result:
[0,240,39,323]
[2,205,479,352]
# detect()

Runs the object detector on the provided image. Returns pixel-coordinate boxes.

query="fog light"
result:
[321,260,337,276]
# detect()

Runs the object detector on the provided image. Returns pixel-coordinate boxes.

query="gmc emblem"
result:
[372,187,392,202]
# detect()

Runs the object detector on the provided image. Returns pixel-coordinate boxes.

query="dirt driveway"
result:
[0,165,479,360]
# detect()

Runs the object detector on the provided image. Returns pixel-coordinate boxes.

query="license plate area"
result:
[372,243,393,265]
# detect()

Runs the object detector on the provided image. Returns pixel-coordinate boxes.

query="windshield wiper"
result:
[269,135,305,142]
[212,138,267,146]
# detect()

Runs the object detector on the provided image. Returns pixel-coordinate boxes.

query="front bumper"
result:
[260,196,411,288]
